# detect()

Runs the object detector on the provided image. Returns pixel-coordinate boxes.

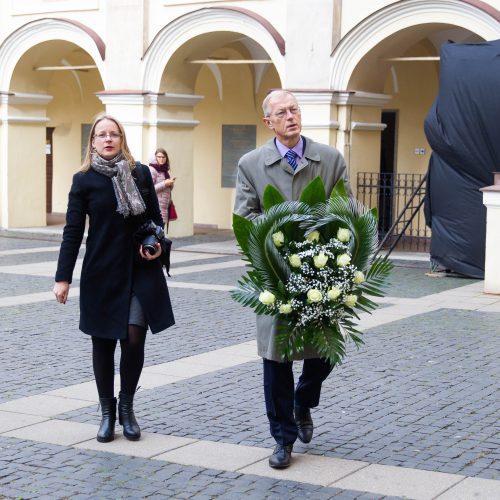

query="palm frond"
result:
[244,202,313,292]
[231,177,393,366]
[263,184,286,210]
[230,279,270,315]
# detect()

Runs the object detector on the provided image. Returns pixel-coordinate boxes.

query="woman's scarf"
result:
[91,152,146,218]
[149,162,170,177]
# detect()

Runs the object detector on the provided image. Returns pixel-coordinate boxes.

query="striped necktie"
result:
[285,150,298,169]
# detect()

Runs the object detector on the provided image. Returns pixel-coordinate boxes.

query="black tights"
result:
[92,325,147,398]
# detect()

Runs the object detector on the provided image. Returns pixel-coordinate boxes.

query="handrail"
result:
[374,174,427,259]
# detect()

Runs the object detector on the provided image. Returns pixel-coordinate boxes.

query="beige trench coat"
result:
[234,136,352,361]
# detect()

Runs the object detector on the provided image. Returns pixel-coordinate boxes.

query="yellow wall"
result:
[154,125,195,236]
[47,67,104,212]
[349,106,384,196]
[7,40,104,218]
[193,62,279,229]
[383,47,439,176]
[7,123,46,226]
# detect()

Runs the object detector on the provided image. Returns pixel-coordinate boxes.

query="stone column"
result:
[147,92,204,238]
[96,91,149,161]
[293,91,339,145]
[481,173,500,294]
[0,92,52,228]
[97,91,203,237]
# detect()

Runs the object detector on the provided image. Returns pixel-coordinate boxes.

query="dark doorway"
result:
[46,127,55,214]
[378,111,397,234]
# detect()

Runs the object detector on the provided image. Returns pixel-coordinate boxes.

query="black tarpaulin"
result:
[424,39,500,278]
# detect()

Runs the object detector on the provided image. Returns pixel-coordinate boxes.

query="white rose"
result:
[259,290,276,305]
[306,230,320,242]
[353,271,365,284]
[336,253,351,267]
[337,228,351,242]
[288,254,302,268]
[327,287,342,301]
[344,294,358,307]
[272,231,285,247]
[313,252,328,268]
[279,302,293,314]
[307,289,323,303]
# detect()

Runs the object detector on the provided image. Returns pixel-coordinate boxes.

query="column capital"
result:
[1,92,53,105]
[96,90,205,108]
[481,172,500,207]
[333,91,391,107]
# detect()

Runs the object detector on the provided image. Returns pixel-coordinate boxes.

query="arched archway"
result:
[330,0,499,91]
[0,18,105,90]
[0,19,105,228]
[328,0,499,249]
[141,8,284,234]
[142,7,285,93]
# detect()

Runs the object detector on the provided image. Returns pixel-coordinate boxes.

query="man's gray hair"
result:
[262,90,297,117]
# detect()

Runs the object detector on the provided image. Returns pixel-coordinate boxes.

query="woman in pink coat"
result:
[148,148,175,227]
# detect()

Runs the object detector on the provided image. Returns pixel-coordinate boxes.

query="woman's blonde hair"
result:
[80,114,135,172]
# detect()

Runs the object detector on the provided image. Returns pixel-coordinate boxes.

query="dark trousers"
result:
[263,357,334,445]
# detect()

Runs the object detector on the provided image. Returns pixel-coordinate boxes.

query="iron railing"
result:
[356,172,431,254]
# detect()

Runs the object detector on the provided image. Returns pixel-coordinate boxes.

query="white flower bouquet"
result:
[232,177,393,365]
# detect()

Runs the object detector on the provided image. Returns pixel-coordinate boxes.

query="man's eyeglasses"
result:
[271,106,301,119]
[94,132,122,140]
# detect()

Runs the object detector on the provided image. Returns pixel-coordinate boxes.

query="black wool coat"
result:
[55,163,175,339]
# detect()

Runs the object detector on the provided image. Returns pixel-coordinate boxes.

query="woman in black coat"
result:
[54,114,174,443]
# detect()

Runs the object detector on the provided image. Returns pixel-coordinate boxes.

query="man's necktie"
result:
[285,150,298,169]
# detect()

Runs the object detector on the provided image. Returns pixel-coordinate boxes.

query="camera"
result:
[141,221,165,255]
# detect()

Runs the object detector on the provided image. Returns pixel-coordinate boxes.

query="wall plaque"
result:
[221,124,256,188]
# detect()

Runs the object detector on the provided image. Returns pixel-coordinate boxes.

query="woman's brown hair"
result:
[80,114,135,172]
[154,147,170,170]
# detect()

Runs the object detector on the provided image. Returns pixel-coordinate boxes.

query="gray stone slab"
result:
[334,463,463,499]
[240,453,368,486]
[3,419,97,445]
[75,431,195,458]
[0,411,47,432]
[154,440,270,471]
[436,476,500,499]
[0,395,93,417]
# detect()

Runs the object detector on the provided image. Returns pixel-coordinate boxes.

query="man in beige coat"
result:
[234,90,352,469]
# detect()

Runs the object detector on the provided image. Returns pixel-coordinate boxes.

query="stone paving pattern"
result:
[0,232,499,499]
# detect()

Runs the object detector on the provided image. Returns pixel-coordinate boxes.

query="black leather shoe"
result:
[269,444,293,469]
[97,397,116,443]
[118,392,141,441]
[295,406,313,444]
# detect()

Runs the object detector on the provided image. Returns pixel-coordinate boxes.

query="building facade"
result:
[0,0,499,236]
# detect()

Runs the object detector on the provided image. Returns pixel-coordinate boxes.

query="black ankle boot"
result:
[118,392,141,441]
[97,397,116,443]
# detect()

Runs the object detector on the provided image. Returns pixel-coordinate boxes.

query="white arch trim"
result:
[0,18,106,90]
[142,8,285,93]
[330,0,500,91]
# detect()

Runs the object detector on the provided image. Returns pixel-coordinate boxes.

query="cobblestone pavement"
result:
[0,230,499,499]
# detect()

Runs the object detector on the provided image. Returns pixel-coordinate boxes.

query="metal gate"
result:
[356,172,431,253]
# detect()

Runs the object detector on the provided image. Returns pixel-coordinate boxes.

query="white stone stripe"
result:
[173,259,246,274]
[2,281,500,315]
[1,417,498,498]
[0,281,237,308]
[0,255,244,278]
[0,246,67,256]
[0,341,260,415]
[168,282,235,291]
[0,289,80,307]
